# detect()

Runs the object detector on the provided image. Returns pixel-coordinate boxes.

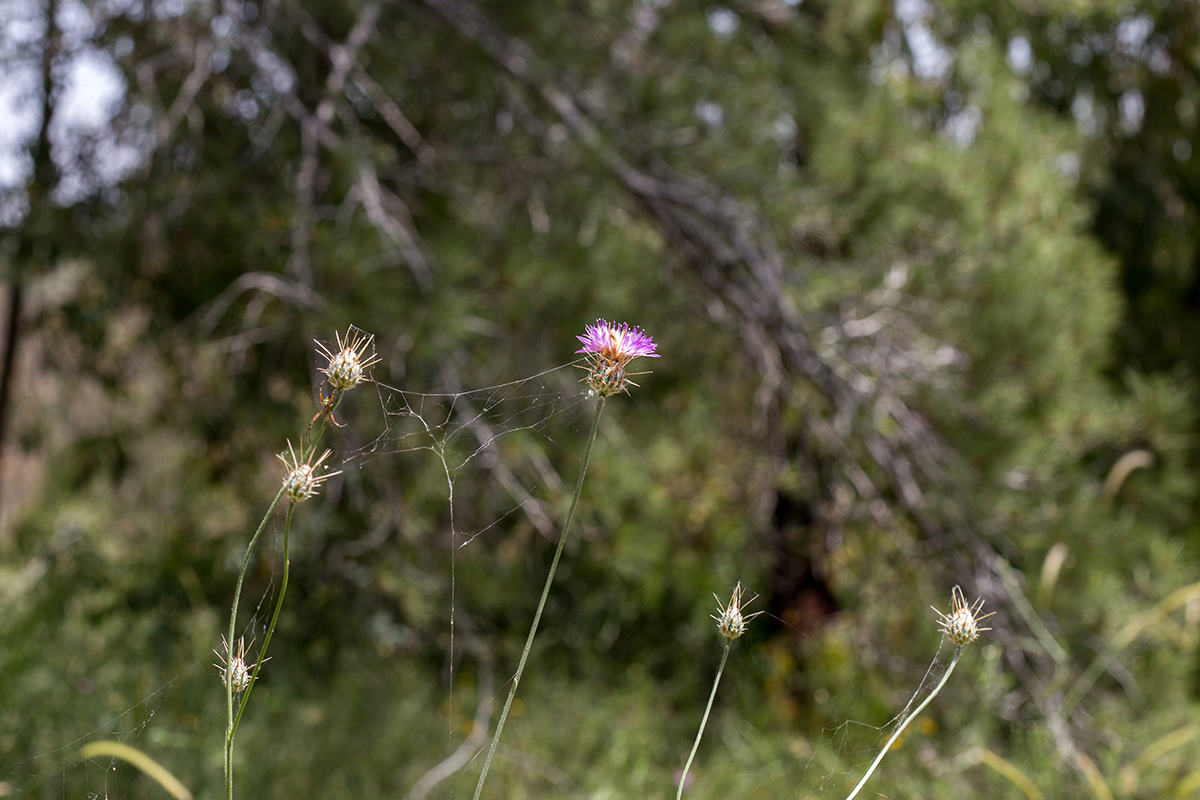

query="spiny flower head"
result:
[279,441,340,502]
[933,586,994,647]
[575,319,659,397]
[712,582,763,641]
[214,635,263,694]
[316,327,380,392]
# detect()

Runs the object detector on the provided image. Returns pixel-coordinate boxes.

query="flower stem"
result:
[232,501,294,738]
[843,647,963,800]
[224,400,335,800]
[676,642,731,800]
[225,485,285,800]
[471,397,606,800]
[222,376,343,800]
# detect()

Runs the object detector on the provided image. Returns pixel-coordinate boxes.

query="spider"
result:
[308,386,346,433]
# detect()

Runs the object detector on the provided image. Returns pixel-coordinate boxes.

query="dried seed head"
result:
[933,586,994,647]
[279,441,340,503]
[214,636,264,694]
[575,319,659,397]
[316,328,380,392]
[712,582,763,641]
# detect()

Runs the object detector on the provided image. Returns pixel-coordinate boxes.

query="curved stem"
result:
[223,383,340,800]
[844,647,963,800]
[232,501,295,738]
[472,397,606,800]
[676,642,731,800]
[225,485,286,800]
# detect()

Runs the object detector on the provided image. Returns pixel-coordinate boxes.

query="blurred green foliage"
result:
[2,0,1200,798]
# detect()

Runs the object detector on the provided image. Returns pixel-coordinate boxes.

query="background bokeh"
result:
[3,0,1200,797]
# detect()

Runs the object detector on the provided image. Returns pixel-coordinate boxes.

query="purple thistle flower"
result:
[576,320,660,362]
[575,319,659,397]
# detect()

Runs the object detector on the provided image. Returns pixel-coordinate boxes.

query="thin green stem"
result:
[676,642,731,800]
[472,398,606,800]
[225,485,286,800]
[224,389,339,800]
[843,647,963,800]
[232,502,295,738]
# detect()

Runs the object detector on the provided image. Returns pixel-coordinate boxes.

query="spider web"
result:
[357,346,597,769]
[5,327,967,800]
[2,326,597,799]
[363,357,592,548]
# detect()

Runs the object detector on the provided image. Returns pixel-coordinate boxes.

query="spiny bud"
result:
[316,327,380,392]
[214,636,265,694]
[712,582,763,641]
[279,441,339,502]
[933,586,994,647]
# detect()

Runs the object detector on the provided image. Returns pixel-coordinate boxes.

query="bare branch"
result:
[351,66,435,162]
[357,163,435,288]
[194,272,324,335]
[156,39,213,148]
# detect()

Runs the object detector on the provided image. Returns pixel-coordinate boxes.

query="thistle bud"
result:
[712,582,762,641]
[933,586,994,647]
[317,328,380,392]
[279,441,339,502]
[214,636,264,694]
